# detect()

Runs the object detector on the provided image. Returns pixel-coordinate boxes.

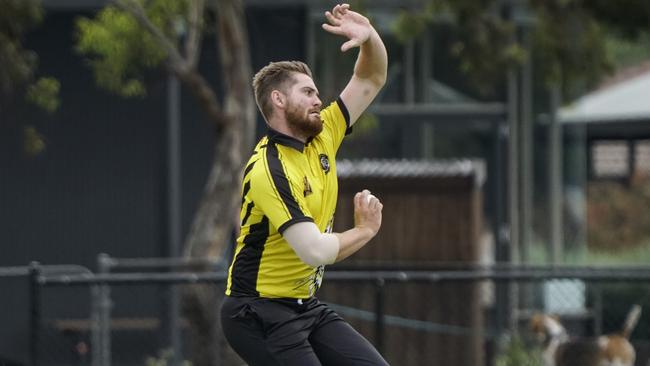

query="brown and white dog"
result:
[529,305,641,366]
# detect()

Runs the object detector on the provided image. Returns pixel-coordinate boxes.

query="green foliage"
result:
[0,0,43,93]
[392,1,525,93]
[26,77,60,113]
[585,0,650,40]
[1,0,60,156]
[23,125,46,156]
[495,336,543,366]
[391,11,431,43]
[0,0,60,109]
[75,0,189,97]
[0,0,43,33]
[587,179,650,251]
[530,0,611,93]
[605,30,650,70]
[349,112,378,137]
[391,0,650,96]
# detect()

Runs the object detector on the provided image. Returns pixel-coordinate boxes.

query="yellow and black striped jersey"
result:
[226,98,351,299]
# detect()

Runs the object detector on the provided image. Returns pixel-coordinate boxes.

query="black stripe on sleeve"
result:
[336,96,352,135]
[243,160,256,179]
[241,201,255,226]
[266,142,307,220]
[241,180,251,205]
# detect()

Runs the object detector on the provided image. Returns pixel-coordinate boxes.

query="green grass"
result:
[526,240,650,266]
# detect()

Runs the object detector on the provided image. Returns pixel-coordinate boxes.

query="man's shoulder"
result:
[319,99,345,121]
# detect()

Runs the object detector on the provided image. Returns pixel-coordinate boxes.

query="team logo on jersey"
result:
[319,154,330,173]
[303,176,313,197]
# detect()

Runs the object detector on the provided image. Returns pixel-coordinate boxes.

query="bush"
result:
[494,336,543,366]
[587,178,650,251]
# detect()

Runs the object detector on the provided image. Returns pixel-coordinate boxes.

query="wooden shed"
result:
[318,159,486,366]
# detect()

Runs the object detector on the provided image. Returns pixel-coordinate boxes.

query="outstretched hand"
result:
[322,3,373,52]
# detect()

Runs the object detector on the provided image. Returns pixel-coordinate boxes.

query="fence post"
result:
[91,280,101,366]
[374,278,385,355]
[29,262,42,366]
[98,253,112,366]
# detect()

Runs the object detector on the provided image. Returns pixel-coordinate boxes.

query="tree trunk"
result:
[181,0,255,365]
[182,128,242,366]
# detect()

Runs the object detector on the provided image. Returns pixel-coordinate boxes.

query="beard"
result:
[285,102,323,139]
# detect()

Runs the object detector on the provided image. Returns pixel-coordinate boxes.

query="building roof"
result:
[560,61,650,124]
[337,159,486,186]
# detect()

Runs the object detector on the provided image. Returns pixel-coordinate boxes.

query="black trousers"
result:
[221,295,389,366]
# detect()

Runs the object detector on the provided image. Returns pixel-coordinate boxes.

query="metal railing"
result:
[8,258,650,366]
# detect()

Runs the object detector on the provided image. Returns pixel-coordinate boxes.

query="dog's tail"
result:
[621,304,642,339]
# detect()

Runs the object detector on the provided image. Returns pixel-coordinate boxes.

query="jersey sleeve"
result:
[319,97,352,153]
[249,145,314,233]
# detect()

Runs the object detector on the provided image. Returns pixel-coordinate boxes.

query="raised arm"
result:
[322,4,388,125]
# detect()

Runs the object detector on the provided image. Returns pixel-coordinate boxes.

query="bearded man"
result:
[221,4,388,365]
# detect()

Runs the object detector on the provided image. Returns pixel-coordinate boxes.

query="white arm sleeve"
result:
[282,221,340,267]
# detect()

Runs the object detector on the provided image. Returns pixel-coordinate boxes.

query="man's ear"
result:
[271,90,286,109]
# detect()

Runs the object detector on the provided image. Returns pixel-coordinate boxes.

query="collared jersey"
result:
[226,98,351,299]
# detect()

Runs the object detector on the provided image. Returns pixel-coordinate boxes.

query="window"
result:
[592,140,629,178]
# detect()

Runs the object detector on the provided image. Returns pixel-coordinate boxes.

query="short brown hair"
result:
[252,61,313,122]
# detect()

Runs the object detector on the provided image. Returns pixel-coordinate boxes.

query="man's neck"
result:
[268,120,307,143]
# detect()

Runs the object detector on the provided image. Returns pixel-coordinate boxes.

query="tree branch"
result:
[215,0,256,152]
[112,0,188,73]
[174,69,229,131]
[112,0,227,129]
[185,0,204,69]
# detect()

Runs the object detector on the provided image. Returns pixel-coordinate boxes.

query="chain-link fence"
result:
[9,259,650,366]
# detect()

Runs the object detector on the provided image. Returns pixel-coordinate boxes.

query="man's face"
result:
[283,73,323,139]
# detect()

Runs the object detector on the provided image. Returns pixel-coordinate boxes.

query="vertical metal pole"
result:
[29,262,41,366]
[506,67,520,333]
[98,254,112,366]
[518,25,535,317]
[507,71,520,263]
[505,3,522,330]
[493,120,508,338]
[549,84,563,263]
[419,28,432,103]
[592,286,603,336]
[404,40,415,105]
[420,29,434,159]
[167,74,182,365]
[520,26,533,264]
[374,278,385,355]
[91,283,101,366]
[493,121,506,260]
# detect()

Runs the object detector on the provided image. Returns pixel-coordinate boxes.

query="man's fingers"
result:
[334,4,350,16]
[322,23,345,35]
[354,192,362,207]
[324,11,342,25]
[340,39,359,52]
